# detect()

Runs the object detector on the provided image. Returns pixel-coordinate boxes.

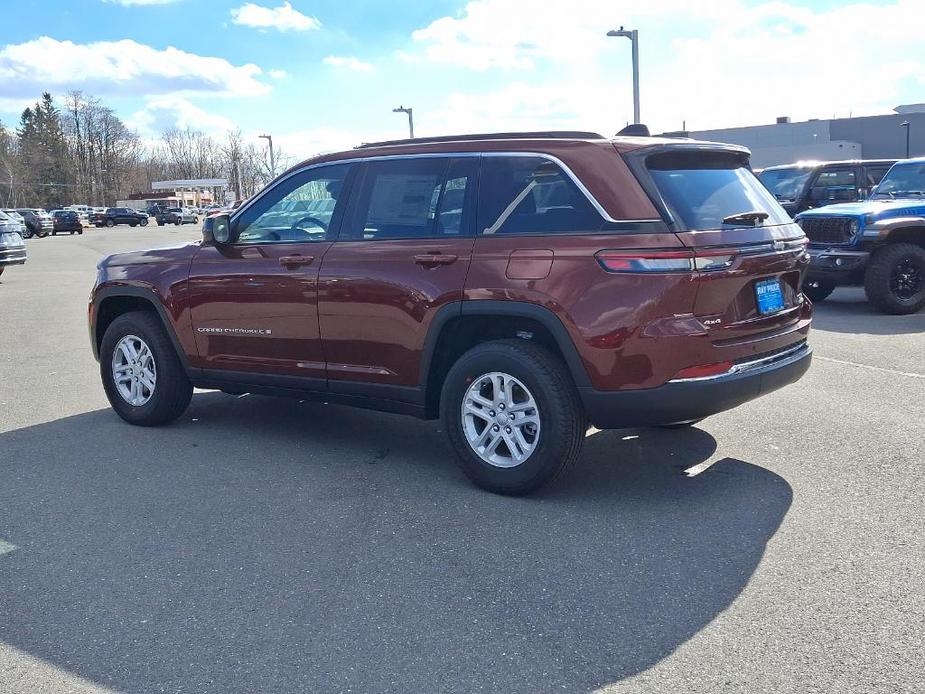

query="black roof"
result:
[356,131,606,149]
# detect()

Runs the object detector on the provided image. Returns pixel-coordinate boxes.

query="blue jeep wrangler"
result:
[796,157,925,314]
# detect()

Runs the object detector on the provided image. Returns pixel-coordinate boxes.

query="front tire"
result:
[100,311,193,426]
[105,219,115,228]
[441,339,585,495]
[864,243,925,315]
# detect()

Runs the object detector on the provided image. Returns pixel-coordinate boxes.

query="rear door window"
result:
[341,157,477,240]
[646,150,790,230]
[477,156,603,235]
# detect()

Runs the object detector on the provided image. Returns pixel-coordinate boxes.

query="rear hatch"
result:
[632,146,808,343]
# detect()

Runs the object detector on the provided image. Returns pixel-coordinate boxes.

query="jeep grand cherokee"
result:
[89,131,813,495]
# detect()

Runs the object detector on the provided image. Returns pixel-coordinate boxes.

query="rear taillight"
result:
[595,248,739,274]
[595,250,694,273]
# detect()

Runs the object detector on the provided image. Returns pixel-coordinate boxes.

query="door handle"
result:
[279,255,315,267]
[414,253,458,267]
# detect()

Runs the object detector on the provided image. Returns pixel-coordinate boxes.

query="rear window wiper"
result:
[722,210,770,226]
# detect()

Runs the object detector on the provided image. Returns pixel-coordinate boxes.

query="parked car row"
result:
[6,208,54,238]
[753,156,925,314]
[0,209,27,277]
[757,159,897,216]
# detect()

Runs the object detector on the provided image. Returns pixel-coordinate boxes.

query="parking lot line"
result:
[815,355,925,380]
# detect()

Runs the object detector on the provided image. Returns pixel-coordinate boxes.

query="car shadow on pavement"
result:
[812,287,925,335]
[0,393,792,693]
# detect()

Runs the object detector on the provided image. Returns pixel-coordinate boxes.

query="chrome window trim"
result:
[231,151,664,226]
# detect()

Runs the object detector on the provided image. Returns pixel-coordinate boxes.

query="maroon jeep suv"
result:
[89,131,812,494]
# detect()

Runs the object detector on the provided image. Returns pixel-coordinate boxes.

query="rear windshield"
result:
[758,167,813,202]
[647,151,791,230]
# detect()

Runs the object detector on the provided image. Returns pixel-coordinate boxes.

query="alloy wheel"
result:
[890,257,923,300]
[111,334,157,406]
[461,371,541,468]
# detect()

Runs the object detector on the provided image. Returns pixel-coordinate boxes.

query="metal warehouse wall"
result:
[829,112,925,160]
[675,111,925,167]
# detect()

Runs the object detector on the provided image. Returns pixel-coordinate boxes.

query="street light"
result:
[900,120,910,158]
[393,105,414,139]
[258,133,276,177]
[607,27,640,125]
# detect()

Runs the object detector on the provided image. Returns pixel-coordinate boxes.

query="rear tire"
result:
[105,219,115,228]
[864,243,925,315]
[803,279,835,303]
[100,311,193,426]
[441,339,585,495]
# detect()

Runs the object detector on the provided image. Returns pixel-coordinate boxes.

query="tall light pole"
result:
[259,133,275,177]
[607,27,640,125]
[900,120,910,158]
[393,105,414,138]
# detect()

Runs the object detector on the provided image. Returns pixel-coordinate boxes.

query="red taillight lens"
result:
[595,250,694,273]
[672,361,734,380]
[596,248,740,274]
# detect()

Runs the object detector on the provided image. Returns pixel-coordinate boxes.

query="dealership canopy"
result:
[151,179,229,190]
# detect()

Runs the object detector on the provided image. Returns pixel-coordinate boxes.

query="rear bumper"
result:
[807,247,868,283]
[0,248,27,265]
[579,342,812,429]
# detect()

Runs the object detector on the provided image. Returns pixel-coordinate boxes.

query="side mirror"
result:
[203,213,233,246]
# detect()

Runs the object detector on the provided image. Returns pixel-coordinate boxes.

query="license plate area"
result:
[755,278,785,315]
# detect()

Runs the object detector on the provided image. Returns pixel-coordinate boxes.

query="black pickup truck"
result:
[93,208,149,228]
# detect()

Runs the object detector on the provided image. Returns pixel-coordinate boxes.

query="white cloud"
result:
[268,68,288,79]
[323,56,375,73]
[408,0,925,134]
[127,96,236,138]
[0,37,271,99]
[230,2,320,32]
[410,0,733,71]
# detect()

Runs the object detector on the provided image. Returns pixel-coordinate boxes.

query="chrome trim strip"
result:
[231,151,664,226]
[669,342,811,383]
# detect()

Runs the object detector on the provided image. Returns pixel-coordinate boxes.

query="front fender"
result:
[863,216,925,241]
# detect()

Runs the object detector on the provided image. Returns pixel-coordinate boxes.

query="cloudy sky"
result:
[1,0,922,160]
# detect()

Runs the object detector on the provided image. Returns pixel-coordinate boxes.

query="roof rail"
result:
[356,131,606,149]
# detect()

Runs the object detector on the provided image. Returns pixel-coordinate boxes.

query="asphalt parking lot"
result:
[1,226,923,694]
